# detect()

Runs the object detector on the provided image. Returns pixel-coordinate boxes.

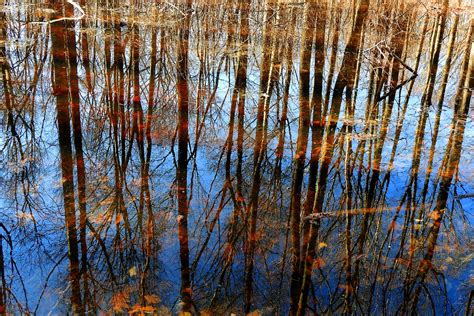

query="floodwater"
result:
[0,0,473,314]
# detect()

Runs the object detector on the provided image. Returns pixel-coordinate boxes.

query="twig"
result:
[454,193,474,200]
[30,0,85,25]
[33,253,68,314]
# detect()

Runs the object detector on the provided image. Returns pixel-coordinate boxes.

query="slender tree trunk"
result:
[274,7,296,181]
[288,2,318,313]
[409,0,449,187]
[0,236,5,314]
[140,15,160,304]
[176,0,193,311]
[420,0,459,222]
[409,21,473,311]
[383,13,429,188]
[324,0,340,117]
[390,4,450,301]
[353,2,408,293]
[244,1,276,311]
[235,0,250,204]
[64,2,89,309]
[79,0,92,91]
[50,0,83,312]
[297,0,369,313]
[295,1,328,314]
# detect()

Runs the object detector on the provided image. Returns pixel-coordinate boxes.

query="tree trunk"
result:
[64,2,89,309]
[244,1,276,311]
[288,1,318,313]
[50,0,83,312]
[297,0,369,313]
[176,0,193,311]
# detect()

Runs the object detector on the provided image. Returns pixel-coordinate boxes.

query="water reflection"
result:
[0,0,473,314]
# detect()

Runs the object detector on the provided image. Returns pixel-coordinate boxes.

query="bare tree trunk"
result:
[274,7,296,181]
[383,13,429,188]
[140,13,160,303]
[79,0,92,91]
[64,3,89,309]
[409,21,473,311]
[176,0,193,312]
[0,236,6,314]
[294,1,328,314]
[389,4,450,304]
[50,0,83,312]
[297,0,369,313]
[244,1,276,311]
[420,0,460,214]
[288,2,318,313]
[208,1,251,307]
[324,0,340,117]
[353,2,409,294]
[235,0,250,206]
[409,0,449,189]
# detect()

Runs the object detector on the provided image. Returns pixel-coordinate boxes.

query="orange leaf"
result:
[313,257,326,269]
[144,294,160,304]
[110,291,129,312]
[115,213,123,225]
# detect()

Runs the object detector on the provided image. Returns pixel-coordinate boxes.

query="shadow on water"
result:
[0,0,473,314]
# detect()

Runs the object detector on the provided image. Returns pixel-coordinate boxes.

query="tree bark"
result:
[176,0,193,311]
[50,0,84,312]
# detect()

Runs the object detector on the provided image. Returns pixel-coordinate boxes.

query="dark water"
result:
[0,0,473,314]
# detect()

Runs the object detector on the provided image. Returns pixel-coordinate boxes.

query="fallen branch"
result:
[304,204,429,222]
[377,45,418,101]
[454,193,474,200]
[30,0,85,25]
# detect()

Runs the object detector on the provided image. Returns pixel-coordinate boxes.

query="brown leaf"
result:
[110,291,129,312]
[313,257,326,269]
[144,294,161,304]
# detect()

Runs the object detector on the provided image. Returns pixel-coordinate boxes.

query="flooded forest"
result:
[0,0,473,314]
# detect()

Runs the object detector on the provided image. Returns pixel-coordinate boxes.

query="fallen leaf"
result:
[144,294,160,304]
[313,257,326,269]
[115,213,123,225]
[110,291,129,312]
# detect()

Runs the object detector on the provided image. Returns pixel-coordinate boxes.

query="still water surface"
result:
[0,0,473,314]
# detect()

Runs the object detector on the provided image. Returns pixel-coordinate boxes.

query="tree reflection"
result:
[0,0,473,314]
